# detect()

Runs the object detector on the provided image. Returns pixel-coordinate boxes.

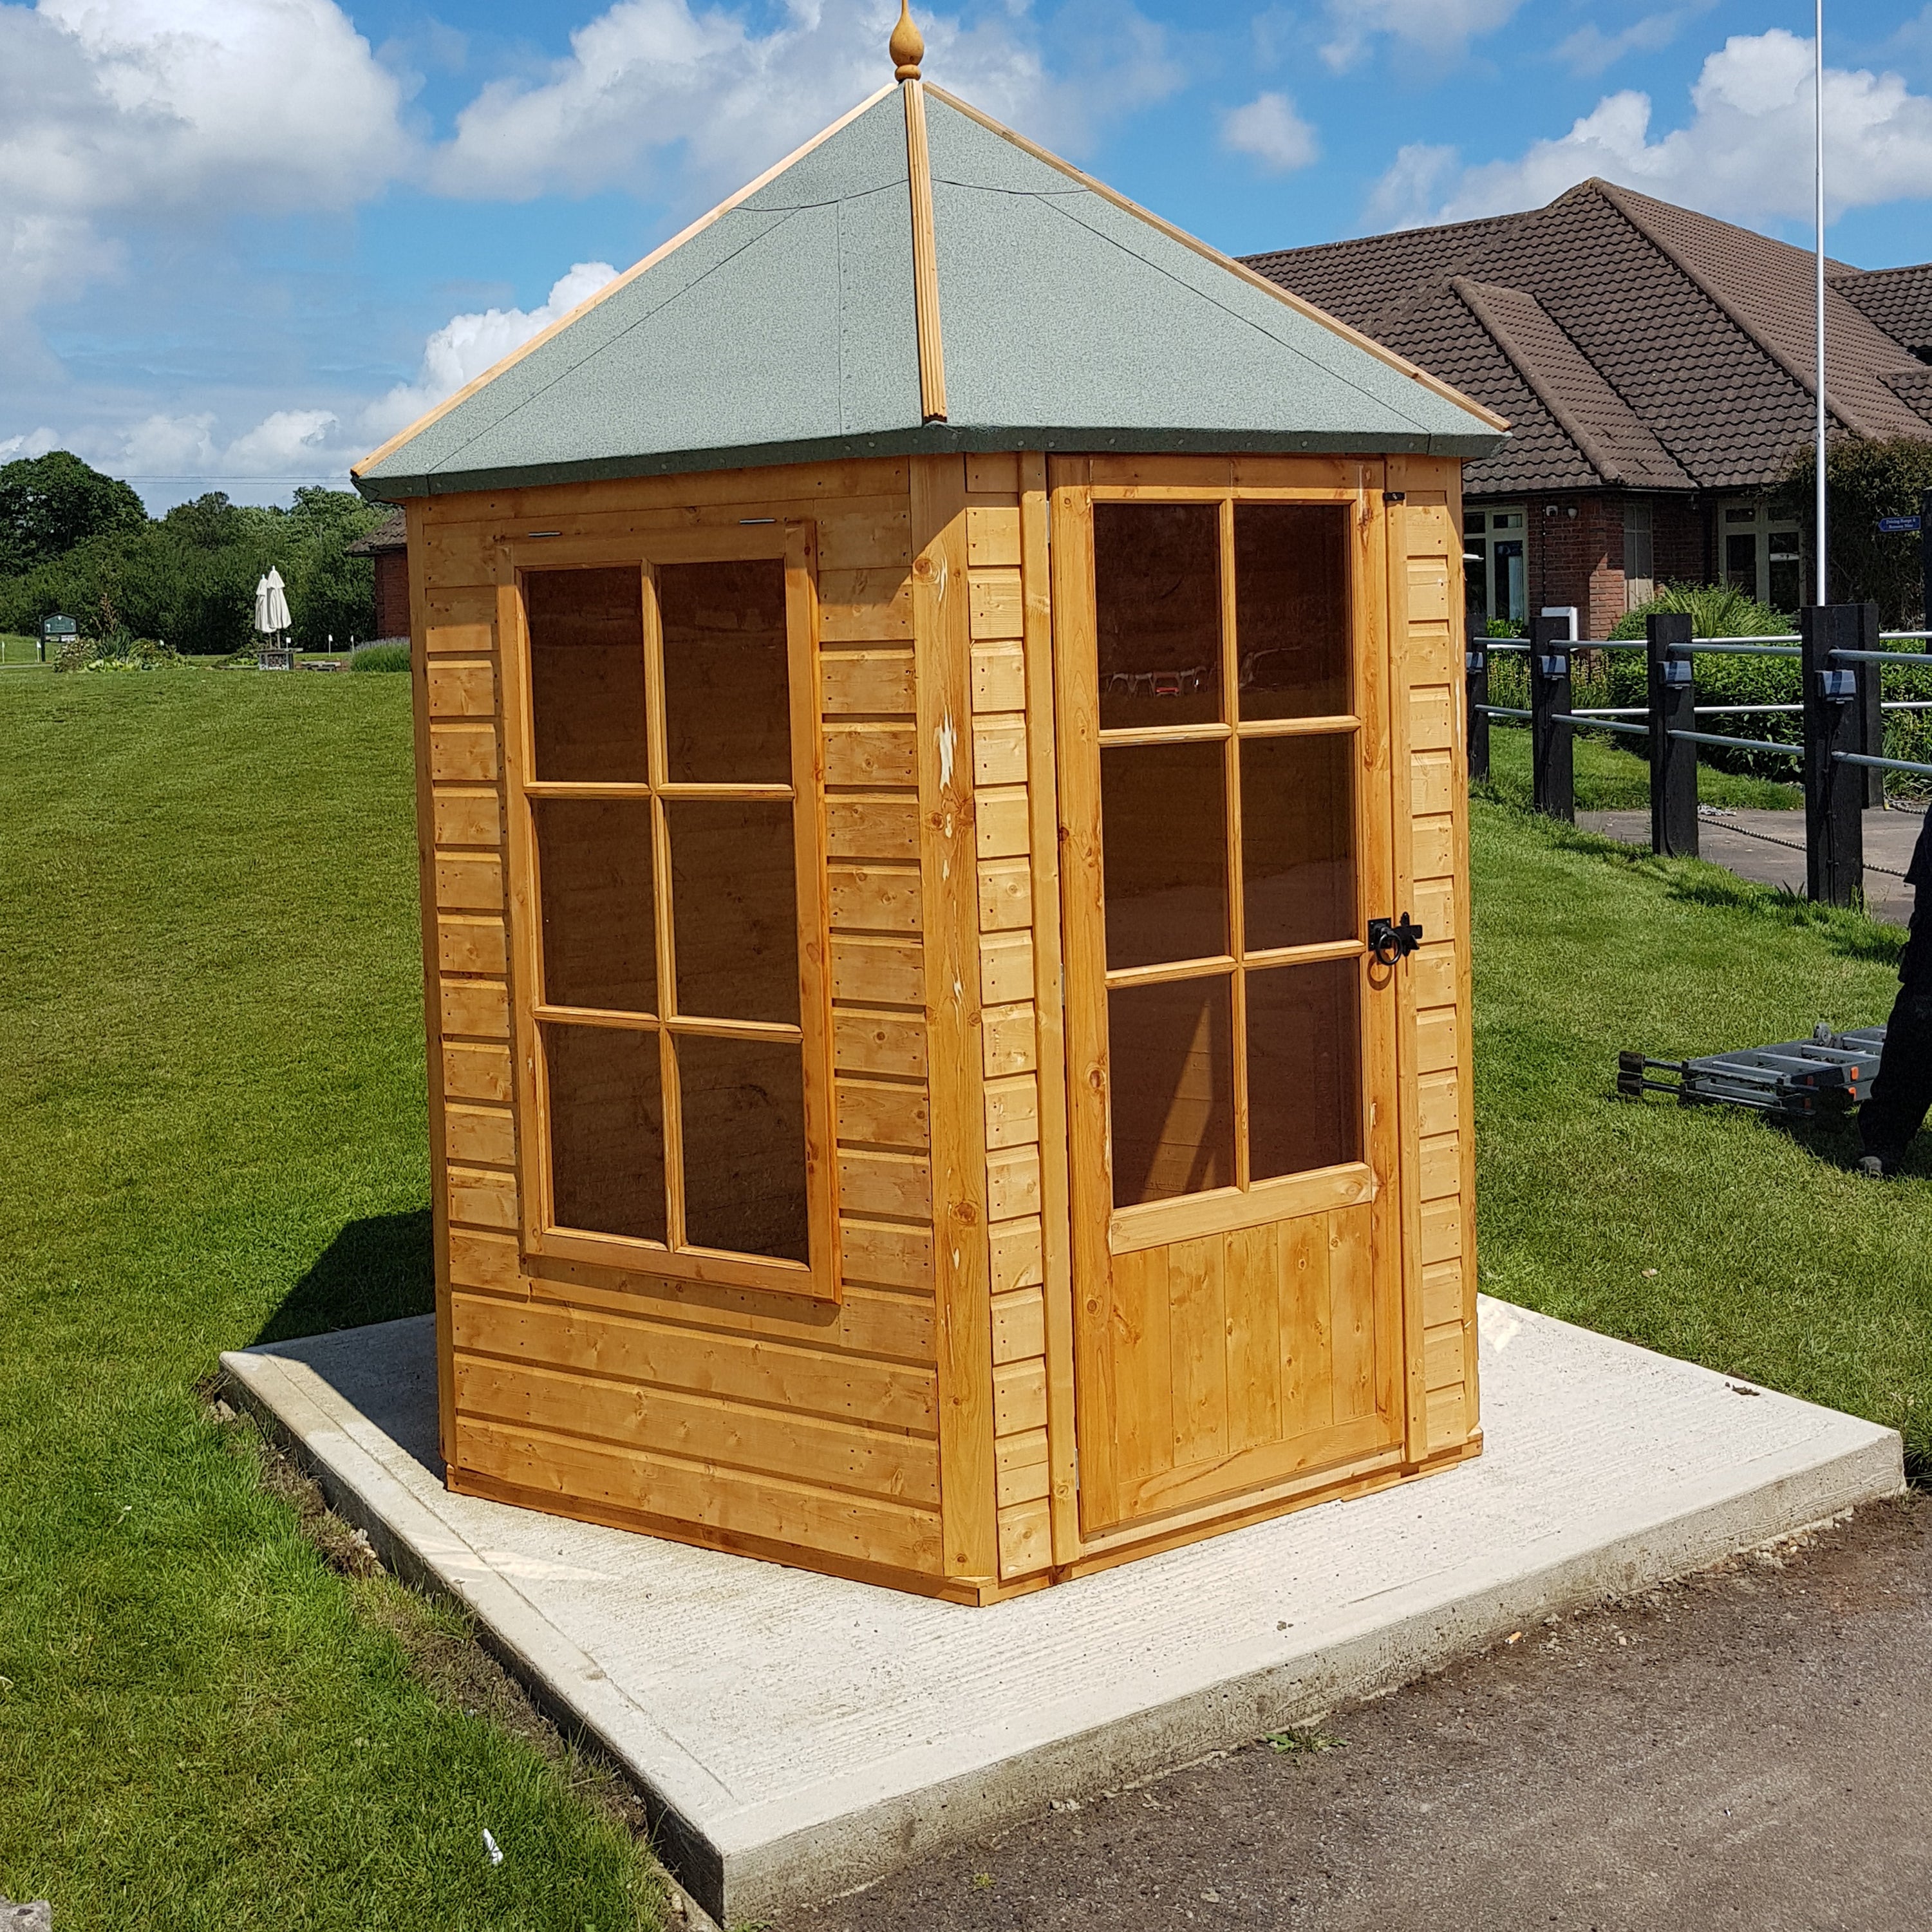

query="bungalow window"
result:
[1623,498,1654,608]
[1463,506,1526,631]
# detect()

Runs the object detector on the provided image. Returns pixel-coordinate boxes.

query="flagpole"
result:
[1814,0,1828,603]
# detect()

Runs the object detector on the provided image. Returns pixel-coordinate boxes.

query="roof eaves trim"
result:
[1594,178,1886,443]
[923,84,1510,438]
[352,82,901,486]
[1451,276,1689,490]
[353,420,1505,504]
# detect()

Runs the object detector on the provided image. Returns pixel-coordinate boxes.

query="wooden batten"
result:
[903,81,948,424]
[911,455,995,1584]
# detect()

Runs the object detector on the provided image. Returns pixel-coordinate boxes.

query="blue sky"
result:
[4,0,1930,511]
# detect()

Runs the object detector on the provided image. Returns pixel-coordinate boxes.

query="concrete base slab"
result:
[221,1300,1902,1927]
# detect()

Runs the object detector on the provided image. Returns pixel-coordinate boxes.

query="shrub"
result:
[1599,582,1932,788]
[1776,436,1932,626]
[348,641,411,673]
[1606,581,1794,642]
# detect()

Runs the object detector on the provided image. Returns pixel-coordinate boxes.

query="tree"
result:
[0,451,147,576]
[1776,436,1932,627]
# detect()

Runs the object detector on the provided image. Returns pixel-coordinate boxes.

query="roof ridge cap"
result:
[1588,179,1886,442]
[923,84,1509,435]
[354,83,901,480]
[1450,276,1642,485]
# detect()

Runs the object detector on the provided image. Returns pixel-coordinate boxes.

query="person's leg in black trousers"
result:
[1859,984,1932,1174]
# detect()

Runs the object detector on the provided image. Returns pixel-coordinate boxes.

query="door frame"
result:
[1047,455,1409,1537]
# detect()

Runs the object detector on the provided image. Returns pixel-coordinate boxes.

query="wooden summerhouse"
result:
[354,17,1508,1604]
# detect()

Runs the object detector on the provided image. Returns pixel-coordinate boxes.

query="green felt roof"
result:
[355,86,1505,501]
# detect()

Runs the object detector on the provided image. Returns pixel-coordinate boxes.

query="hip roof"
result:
[1248,178,1932,498]
[355,85,1505,502]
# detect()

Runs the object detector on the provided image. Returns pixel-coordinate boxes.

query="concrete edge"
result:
[219,1349,737,1922]
[221,1341,1904,1926]
[718,1427,1904,1920]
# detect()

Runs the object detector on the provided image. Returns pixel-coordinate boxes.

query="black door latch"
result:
[1367,914,1425,964]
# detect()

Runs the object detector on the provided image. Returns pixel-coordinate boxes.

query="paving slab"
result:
[221,1303,1902,1927]
[1579,803,1925,928]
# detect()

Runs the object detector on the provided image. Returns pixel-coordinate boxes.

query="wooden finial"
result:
[890,1,924,80]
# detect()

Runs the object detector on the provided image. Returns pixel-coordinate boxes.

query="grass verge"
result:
[0,673,662,1930]
[1470,802,1931,1469]
[1479,721,1802,811]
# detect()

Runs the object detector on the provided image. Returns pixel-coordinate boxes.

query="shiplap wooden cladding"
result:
[406,449,1481,1604]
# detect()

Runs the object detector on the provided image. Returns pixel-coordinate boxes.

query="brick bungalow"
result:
[345,505,409,642]
[1248,180,1932,639]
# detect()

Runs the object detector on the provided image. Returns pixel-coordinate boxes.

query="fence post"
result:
[1801,603,1870,908]
[1647,612,1697,858]
[1530,611,1573,822]
[1465,635,1490,780]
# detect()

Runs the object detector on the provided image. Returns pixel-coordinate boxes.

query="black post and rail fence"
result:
[1468,600,1932,911]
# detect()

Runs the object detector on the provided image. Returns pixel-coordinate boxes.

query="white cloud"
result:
[0,426,61,462]
[1221,91,1318,174]
[1553,5,1714,79]
[1369,29,1932,229]
[1365,143,1461,231]
[226,409,343,476]
[427,0,1180,203]
[362,261,623,442]
[0,0,409,312]
[106,407,341,480]
[1319,0,1523,75]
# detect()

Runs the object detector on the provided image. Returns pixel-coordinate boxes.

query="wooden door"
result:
[1052,465,1405,1537]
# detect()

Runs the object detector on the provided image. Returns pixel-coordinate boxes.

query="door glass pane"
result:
[668,800,799,1024]
[1241,733,1355,952]
[677,1035,809,1262]
[1094,502,1222,729]
[660,559,792,784]
[1102,741,1228,969]
[1234,503,1349,719]
[1108,976,1236,1206]
[527,567,648,782]
[1725,532,1758,593]
[534,798,656,1013]
[1248,959,1361,1179]
[1767,532,1801,612]
[546,1023,666,1241]
[1496,540,1526,623]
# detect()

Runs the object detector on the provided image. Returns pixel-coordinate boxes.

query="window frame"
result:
[1069,480,1385,1257]
[496,519,840,1302]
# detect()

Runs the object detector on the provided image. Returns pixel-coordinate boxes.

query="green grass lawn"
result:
[1,633,46,667]
[1472,808,1931,1467]
[1480,720,1803,811]
[2,673,1927,1926]
[0,673,662,1930]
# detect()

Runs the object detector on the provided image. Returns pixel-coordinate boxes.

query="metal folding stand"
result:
[1617,1024,1887,1119]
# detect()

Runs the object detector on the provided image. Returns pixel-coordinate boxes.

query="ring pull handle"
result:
[1367,913,1425,966]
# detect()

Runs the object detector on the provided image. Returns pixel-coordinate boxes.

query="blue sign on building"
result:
[1876,514,1923,535]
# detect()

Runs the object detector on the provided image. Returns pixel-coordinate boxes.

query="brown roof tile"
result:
[346,505,406,554]
[1452,277,1693,490]
[1832,262,1932,356]
[1243,178,1932,497]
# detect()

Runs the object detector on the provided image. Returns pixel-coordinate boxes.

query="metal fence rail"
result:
[1465,601,1931,905]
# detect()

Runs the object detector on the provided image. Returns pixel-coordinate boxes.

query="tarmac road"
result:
[780,1494,1932,1932]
